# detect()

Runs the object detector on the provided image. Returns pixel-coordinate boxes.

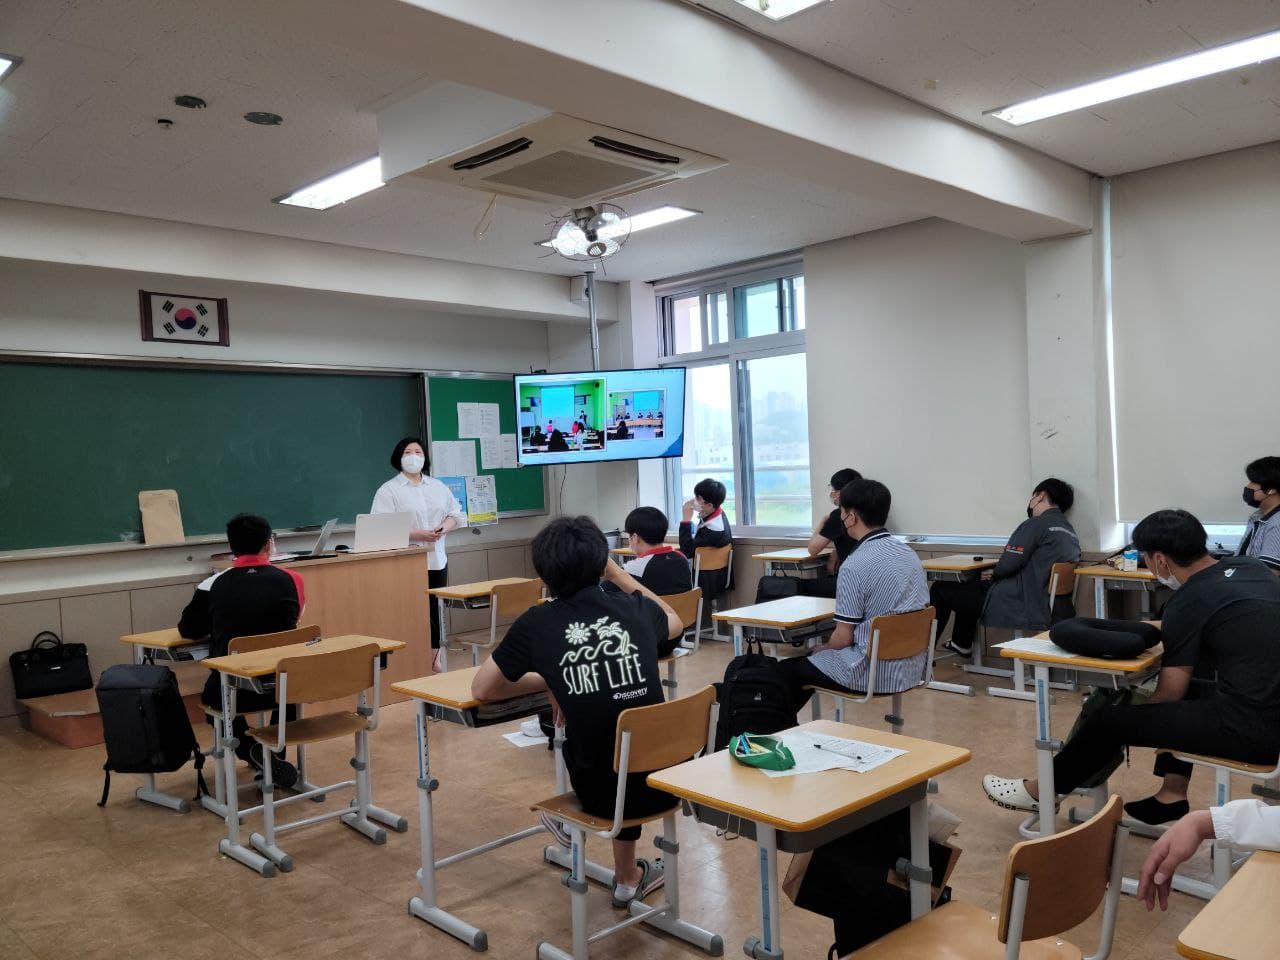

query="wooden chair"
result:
[658,588,703,700]
[693,545,733,642]
[201,624,320,817]
[531,686,723,960]
[1164,749,1280,899]
[847,795,1127,960]
[806,606,937,733]
[452,579,545,666]
[245,642,383,872]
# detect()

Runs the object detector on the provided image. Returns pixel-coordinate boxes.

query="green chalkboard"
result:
[427,374,545,514]
[0,361,424,551]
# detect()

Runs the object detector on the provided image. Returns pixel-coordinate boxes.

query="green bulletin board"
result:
[426,374,546,515]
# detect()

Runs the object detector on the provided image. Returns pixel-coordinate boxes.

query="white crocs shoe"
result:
[982,775,1041,812]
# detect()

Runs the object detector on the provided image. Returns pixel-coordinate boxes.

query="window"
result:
[658,260,808,532]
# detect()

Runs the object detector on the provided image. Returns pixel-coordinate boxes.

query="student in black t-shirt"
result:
[617,506,691,597]
[804,467,862,597]
[179,513,304,787]
[982,509,1280,819]
[472,516,686,909]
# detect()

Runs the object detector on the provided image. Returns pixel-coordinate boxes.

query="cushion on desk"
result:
[532,791,678,832]
[1049,618,1156,660]
[846,901,1082,960]
[248,712,368,745]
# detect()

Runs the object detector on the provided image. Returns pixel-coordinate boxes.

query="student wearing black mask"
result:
[931,478,1080,657]
[1239,456,1280,571]
[803,467,862,597]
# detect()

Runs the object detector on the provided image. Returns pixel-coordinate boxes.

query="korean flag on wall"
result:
[139,290,229,346]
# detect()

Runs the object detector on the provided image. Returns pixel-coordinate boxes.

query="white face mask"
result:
[401,454,425,475]
[1153,557,1180,591]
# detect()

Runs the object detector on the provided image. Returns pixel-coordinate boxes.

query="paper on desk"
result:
[502,730,546,748]
[994,635,1076,658]
[757,731,906,778]
[432,440,477,478]
[500,434,519,470]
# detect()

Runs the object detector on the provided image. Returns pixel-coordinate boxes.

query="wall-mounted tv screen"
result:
[514,367,686,466]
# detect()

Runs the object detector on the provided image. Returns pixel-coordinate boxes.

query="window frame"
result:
[656,259,808,537]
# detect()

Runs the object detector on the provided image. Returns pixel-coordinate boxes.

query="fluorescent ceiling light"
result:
[539,206,699,247]
[731,0,830,22]
[0,53,22,84]
[989,29,1280,126]
[275,156,384,210]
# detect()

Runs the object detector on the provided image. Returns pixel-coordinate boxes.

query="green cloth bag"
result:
[730,733,796,771]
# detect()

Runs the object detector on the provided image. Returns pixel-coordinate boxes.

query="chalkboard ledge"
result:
[0,525,353,564]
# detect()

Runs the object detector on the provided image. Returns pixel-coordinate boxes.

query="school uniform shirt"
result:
[1160,557,1280,715]
[370,473,467,571]
[1212,798,1280,851]
[678,507,732,557]
[981,508,1081,631]
[622,546,693,596]
[819,508,859,566]
[491,585,668,771]
[1238,505,1280,571]
[810,530,930,693]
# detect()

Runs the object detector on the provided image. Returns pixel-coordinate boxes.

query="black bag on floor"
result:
[95,663,206,807]
[9,631,92,700]
[714,641,793,750]
[754,575,800,604]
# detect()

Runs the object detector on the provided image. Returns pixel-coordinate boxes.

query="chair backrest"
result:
[664,587,703,632]
[869,606,935,661]
[1048,562,1077,599]
[694,544,732,574]
[228,624,320,655]
[276,642,379,705]
[492,579,544,621]
[998,794,1124,944]
[614,684,716,774]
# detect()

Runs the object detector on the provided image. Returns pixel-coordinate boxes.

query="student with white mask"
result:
[371,436,466,670]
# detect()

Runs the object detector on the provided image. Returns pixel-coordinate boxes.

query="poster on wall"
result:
[138,290,230,346]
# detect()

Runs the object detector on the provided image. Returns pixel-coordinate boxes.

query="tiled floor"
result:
[0,646,1215,959]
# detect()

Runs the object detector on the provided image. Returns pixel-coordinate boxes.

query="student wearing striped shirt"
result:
[1240,456,1280,571]
[775,478,931,712]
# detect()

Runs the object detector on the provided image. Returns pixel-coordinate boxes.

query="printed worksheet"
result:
[756,731,906,778]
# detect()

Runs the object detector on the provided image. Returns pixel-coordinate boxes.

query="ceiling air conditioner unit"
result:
[399,113,725,206]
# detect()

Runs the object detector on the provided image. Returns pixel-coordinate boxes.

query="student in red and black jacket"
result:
[179,513,304,787]
[679,478,733,601]
[619,506,692,600]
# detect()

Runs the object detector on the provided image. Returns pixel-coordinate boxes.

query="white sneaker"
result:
[520,718,544,739]
[982,775,1042,813]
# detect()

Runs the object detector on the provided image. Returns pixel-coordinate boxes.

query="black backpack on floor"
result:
[714,641,794,750]
[96,663,206,807]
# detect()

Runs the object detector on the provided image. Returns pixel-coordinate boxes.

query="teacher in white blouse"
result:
[371,437,467,667]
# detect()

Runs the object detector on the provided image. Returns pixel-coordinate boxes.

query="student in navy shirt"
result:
[179,513,303,787]
[472,516,685,908]
[619,506,691,598]
[679,478,733,602]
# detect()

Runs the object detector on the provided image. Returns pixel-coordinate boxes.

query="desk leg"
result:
[1094,579,1106,619]
[1140,584,1152,618]
[1021,664,1058,840]
[733,624,744,658]
[362,662,409,833]
[908,797,930,919]
[216,675,275,876]
[408,700,488,951]
[436,598,450,673]
[743,823,783,960]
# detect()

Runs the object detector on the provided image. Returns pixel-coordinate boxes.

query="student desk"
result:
[713,595,836,655]
[1177,850,1280,960]
[391,667,608,952]
[920,555,1000,696]
[1074,564,1158,618]
[427,577,534,671]
[753,547,829,577]
[202,634,407,876]
[608,545,637,559]
[120,626,208,664]
[996,633,1162,839]
[649,719,970,960]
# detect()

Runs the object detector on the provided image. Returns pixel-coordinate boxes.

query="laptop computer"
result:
[309,518,338,556]
[352,512,413,553]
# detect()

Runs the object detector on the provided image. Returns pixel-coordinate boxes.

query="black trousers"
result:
[201,675,294,759]
[1052,695,1280,795]
[775,656,861,714]
[428,565,448,650]
[929,579,990,649]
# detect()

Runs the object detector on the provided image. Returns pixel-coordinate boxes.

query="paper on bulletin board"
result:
[479,436,504,470]
[500,434,519,470]
[457,402,501,439]
[439,476,468,521]
[466,475,498,525]
[432,440,477,478]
